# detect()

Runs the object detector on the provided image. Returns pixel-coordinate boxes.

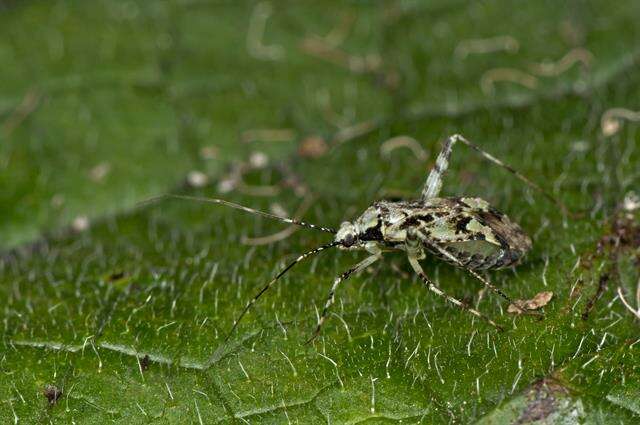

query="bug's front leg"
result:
[405,229,503,330]
[306,243,382,343]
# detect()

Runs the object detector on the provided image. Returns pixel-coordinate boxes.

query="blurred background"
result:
[2,0,638,249]
[1,1,639,423]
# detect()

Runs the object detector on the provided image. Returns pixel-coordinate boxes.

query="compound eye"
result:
[343,233,356,247]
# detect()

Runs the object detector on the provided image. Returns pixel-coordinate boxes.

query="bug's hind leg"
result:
[306,245,382,343]
[407,254,503,330]
[421,135,457,200]
[421,134,570,214]
[425,241,542,317]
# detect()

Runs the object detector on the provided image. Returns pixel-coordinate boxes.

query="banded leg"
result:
[422,135,456,200]
[427,241,541,316]
[407,254,503,330]
[421,134,570,214]
[306,248,382,343]
[225,241,340,341]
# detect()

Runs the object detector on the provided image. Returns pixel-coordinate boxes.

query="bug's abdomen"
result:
[426,241,527,270]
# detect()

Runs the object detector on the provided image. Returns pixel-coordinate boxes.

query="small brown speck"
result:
[298,136,328,159]
[140,354,150,371]
[582,273,609,320]
[199,145,219,160]
[43,385,62,405]
[106,271,126,282]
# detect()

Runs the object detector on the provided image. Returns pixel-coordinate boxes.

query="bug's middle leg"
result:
[407,255,503,330]
[404,230,502,329]
[306,244,382,343]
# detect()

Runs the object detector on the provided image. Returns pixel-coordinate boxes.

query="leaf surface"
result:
[2,1,640,423]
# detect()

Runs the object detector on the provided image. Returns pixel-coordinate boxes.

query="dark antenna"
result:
[139,194,337,234]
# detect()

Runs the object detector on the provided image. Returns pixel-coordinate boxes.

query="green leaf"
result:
[2,1,640,423]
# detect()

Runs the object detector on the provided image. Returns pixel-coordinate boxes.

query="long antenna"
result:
[453,134,574,216]
[225,241,341,341]
[139,194,337,234]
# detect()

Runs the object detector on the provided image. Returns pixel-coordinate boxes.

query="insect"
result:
[148,134,569,342]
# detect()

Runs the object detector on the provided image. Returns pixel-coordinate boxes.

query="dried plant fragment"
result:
[298,136,328,159]
[508,291,553,314]
[517,378,570,424]
[454,35,519,59]
[601,108,640,137]
[332,120,377,144]
[481,68,539,95]
[380,136,428,161]
[2,89,40,137]
[299,37,381,74]
[322,13,355,47]
[246,2,284,61]
[89,162,111,183]
[241,128,296,144]
[529,48,593,77]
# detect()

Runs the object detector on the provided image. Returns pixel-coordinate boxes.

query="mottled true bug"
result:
[148,134,569,341]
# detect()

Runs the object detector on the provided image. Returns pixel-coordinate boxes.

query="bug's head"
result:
[335,206,382,249]
[335,221,359,249]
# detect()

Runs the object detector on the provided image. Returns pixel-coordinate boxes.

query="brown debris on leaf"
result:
[140,354,150,371]
[508,291,553,314]
[105,270,126,282]
[517,378,570,424]
[43,385,62,405]
[597,211,640,252]
[582,273,610,320]
[577,195,639,320]
[298,135,328,159]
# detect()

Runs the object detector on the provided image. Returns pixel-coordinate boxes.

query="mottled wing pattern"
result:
[398,197,531,270]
